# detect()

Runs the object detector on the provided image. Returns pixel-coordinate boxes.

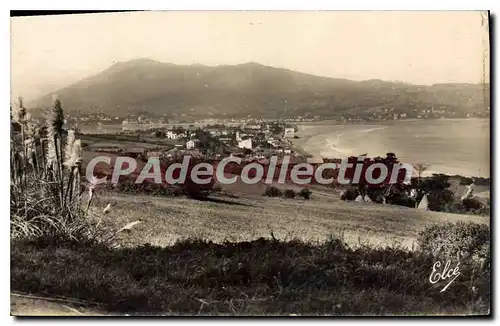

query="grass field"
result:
[88,189,489,249]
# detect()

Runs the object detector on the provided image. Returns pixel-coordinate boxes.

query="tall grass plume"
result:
[10,98,110,244]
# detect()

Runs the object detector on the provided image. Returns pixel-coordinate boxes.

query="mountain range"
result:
[30,58,490,119]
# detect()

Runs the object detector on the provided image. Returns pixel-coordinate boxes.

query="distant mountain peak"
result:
[29,59,489,119]
[122,58,162,64]
[241,61,262,66]
[237,62,266,68]
[110,58,168,68]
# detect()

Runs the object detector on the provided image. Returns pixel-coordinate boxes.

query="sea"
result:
[296,118,490,178]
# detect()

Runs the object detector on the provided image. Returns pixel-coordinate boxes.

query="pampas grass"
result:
[11,98,144,246]
[10,98,111,244]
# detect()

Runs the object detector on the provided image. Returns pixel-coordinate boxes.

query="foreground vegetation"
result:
[11,221,490,316]
[10,98,138,244]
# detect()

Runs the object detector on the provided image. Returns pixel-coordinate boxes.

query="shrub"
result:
[458,176,474,185]
[462,198,484,211]
[446,198,489,216]
[385,192,415,207]
[298,188,312,200]
[446,201,466,213]
[417,174,451,192]
[264,186,282,197]
[183,182,213,199]
[340,187,358,201]
[411,175,455,211]
[283,189,296,199]
[417,221,490,261]
[427,189,455,212]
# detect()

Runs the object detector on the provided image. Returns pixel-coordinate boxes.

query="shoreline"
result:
[294,117,489,126]
[292,124,490,179]
[288,137,313,157]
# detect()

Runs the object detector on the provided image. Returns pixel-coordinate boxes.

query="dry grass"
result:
[89,189,489,249]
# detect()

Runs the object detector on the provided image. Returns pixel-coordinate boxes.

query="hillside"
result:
[89,190,489,249]
[31,59,490,119]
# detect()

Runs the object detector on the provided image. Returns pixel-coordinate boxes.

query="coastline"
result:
[289,133,314,157]
[290,132,491,198]
[295,117,489,126]
[293,121,490,179]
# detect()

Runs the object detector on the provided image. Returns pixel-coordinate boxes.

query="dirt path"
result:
[10,293,105,316]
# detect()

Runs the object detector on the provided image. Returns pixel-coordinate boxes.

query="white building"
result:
[284,127,295,138]
[245,124,261,130]
[121,120,130,131]
[186,139,199,149]
[238,138,252,150]
[166,130,178,140]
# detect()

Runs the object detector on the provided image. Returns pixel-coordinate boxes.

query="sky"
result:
[11,11,490,101]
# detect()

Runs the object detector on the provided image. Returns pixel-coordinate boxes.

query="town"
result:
[78,118,316,164]
[54,104,490,127]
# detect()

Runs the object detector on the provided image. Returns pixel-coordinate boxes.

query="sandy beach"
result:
[291,119,490,178]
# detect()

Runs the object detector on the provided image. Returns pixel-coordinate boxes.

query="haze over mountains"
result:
[30,59,490,119]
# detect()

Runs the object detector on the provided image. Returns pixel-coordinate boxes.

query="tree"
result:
[154,130,165,138]
[413,163,430,188]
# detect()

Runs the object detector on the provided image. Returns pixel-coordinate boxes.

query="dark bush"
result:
[183,183,211,199]
[385,192,415,207]
[283,189,296,199]
[417,221,490,260]
[340,187,358,201]
[411,175,455,212]
[298,188,312,200]
[102,180,186,197]
[445,198,489,216]
[264,186,282,197]
[462,198,484,211]
[446,201,466,213]
[459,176,474,185]
[427,189,455,212]
[418,174,451,192]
